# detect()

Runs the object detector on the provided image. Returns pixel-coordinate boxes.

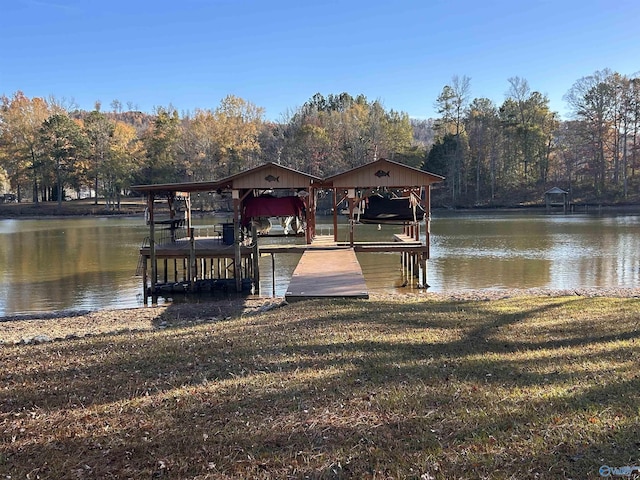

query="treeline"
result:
[0,68,638,209]
[429,70,640,206]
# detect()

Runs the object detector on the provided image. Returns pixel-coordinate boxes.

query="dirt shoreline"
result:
[2,287,638,346]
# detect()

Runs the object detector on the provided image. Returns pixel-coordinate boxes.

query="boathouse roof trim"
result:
[324,158,444,189]
[131,162,322,194]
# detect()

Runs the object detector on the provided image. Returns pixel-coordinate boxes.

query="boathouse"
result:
[132,159,443,300]
[309,158,444,293]
[544,187,569,213]
[132,163,321,298]
[324,158,443,244]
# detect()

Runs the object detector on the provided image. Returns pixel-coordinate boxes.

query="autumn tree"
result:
[281,93,415,176]
[284,95,337,175]
[139,106,182,184]
[177,109,216,182]
[102,121,142,210]
[0,169,9,194]
[83,106,115,204]
[176,97,264,181]
[334,96,371,168]
[382,110,425,168]
[210,95,264,176]
[0,92,53,202]
[257,122,285,166]
[38,113,89,208]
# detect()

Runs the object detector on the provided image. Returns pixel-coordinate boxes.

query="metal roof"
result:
[544,187,568,195]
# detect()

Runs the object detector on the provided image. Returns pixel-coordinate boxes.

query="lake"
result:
[0,211,639,316]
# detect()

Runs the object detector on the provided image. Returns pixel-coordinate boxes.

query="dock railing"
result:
[316,225,334,237]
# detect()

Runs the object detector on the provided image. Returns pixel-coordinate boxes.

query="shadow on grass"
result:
[1,295,639,478]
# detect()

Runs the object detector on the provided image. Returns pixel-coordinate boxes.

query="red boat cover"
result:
[243,196,304,223]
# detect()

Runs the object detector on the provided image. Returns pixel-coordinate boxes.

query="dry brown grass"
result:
[1,293,639,479]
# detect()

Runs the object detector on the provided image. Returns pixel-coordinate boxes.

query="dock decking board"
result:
[285,247,369,301]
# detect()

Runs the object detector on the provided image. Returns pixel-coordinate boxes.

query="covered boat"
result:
[358,194,424,224]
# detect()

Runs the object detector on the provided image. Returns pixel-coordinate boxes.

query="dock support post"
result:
[232,190,242,292]
[234,233,242,292]
[142,257,148,304]
[148,194,156,297]
[189,227,196,290]
[420,255,429,288]
[252,223,259,292]
[410,253,414,284]
[271,253,276,296]
[347,190,355,247]
[333,189,338,242]
[163,259,168,284]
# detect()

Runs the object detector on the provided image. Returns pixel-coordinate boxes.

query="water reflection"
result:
[0,218,149,315]
[427,212,640,291]
[0,212,638,315]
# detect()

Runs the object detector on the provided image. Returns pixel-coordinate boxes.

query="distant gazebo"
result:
[544,187,569,213]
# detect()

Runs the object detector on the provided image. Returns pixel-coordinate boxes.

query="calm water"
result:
[0,212,639,316]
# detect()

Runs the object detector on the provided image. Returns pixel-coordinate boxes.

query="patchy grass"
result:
[1,295,640,479]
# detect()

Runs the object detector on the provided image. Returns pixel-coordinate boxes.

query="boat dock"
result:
[132,159,443,302]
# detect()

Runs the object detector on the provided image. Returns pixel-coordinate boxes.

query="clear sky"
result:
[1,0,639,121]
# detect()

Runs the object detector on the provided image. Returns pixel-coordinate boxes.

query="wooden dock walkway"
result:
[285,236,369,301]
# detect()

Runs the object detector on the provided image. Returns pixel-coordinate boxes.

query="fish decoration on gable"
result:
[264,175,280,182]
[374,170,390,178]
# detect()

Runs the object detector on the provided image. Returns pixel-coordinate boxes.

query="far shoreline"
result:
[0,199,148,218]
[2,198,640,219]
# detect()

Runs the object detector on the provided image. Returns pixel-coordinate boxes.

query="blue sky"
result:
[1,0,638,121]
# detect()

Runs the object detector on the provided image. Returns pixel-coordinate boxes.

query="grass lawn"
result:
[1,295,639,479]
